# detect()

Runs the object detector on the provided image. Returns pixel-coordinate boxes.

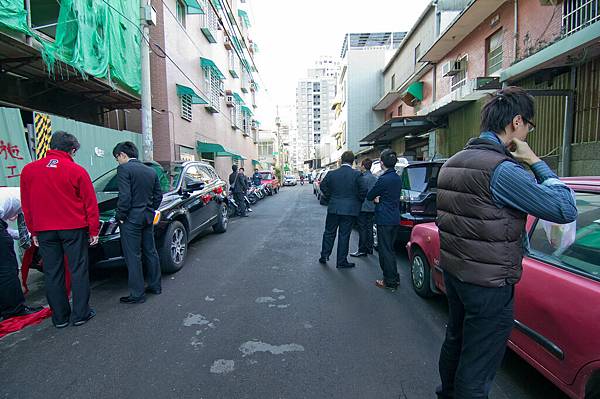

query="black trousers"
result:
[120,221,162,298]
[377,225,399,287]
[37,228,91,324]
[356,211,374,253]
[0,225,25,319]
[233,192,246,216]
[320,213,355,266]
[437,272,514,399]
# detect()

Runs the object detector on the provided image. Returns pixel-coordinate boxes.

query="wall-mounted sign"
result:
[94,147,105,157]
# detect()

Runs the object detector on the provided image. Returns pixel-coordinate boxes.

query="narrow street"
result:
[1,186,567,399]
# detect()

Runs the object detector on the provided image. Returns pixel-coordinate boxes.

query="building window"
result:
[391,74,395,91]
[486,30,503,75]
[313,82,320,92]
[414,43,421,67]
[200,0,218,43]
[451,55,468,92]
[180,94,192,121]
[562,0,600,37]
[397,105,402,116]
[203,68,222,112]
[176,0,186,27]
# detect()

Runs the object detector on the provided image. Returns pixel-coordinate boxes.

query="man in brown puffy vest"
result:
[435,86,577,399]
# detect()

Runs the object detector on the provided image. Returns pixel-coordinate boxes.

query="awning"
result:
[241,105,253,116]
[238,10,251,27]
[232,92,245,104]
[210,0,222,10]
[400,81,424,106]
[373,91,401,111]
[197,141,244,159]
[360,116,443,144]
[176,84,208,104]
[200,57,225,80]
[183,0,204,14]
[252,160,262,167]
[232,36,242,51]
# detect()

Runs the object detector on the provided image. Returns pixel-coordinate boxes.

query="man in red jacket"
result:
[20,131,99,328]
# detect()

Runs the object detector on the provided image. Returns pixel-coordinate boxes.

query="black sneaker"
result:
[54,321,70,329]
[73,308,96,326]
[120,296,146,304]
[145,287,162,295]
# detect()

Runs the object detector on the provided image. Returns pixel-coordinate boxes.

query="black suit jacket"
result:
[320,164,367,217]
[116,159,163,225]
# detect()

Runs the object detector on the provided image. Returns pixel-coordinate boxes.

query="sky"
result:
[249,0,431,129]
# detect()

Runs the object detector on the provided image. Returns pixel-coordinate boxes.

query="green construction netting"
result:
[0,0,141,95]
[0,0,30,34]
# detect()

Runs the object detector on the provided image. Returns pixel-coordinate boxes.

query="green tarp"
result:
[200,57,225,80]
[0,0,30,34]
[0,107,32,187]
[0,0,141,95]
[176,84,208,104]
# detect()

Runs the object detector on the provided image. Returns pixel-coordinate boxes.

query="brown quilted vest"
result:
[436,138,527,287]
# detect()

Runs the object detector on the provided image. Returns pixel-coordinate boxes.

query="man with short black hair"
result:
[366,150,402,290]
[229,164,248,217]
[351,158,377,257]
[252,169,262,186]
[435,86,577,398]
[113,141,163,304]
[319,151,367,268]
[21,131,98,327]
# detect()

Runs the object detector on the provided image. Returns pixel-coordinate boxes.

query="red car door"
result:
[510,191,600,390]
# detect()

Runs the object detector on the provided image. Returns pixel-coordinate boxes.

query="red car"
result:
[406,177,600,399]
[259,170,279,194]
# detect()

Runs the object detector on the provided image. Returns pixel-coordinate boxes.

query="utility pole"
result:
[140,0,153,161]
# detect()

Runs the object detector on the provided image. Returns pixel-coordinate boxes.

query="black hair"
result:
[361,158,373,171]
[480,86,535,135]
[380,149,397,168]
[232,164,238,172]
[239,167,245,172]
[112,141,139,159]
[340,150,355,165]
[50,131,80,153]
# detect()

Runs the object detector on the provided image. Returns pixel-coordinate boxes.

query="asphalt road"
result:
[1,185,568,399]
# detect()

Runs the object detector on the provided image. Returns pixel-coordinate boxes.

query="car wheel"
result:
[411,248,435,298]
[159,221,188,274]
[213,202,228,233]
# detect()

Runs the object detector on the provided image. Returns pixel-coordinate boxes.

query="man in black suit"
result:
[113,142,163,304]
[229,165,248,217]
[319,151,367,268]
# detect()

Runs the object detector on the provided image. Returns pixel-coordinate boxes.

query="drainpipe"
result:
[560,66,576,177]
[513,0,518,62]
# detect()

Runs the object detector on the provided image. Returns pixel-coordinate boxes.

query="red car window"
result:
[528,191,600,281]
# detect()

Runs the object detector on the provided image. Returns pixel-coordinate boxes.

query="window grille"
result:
[562,0,599,37]
[181,94,192,121]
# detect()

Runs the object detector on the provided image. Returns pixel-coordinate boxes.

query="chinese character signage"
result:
[0,107,32,187]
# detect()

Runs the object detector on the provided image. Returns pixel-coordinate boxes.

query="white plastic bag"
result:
[540,219,577,256]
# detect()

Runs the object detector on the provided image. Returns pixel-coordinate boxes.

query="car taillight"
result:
[213,186,223,195]
[400,220,415,227]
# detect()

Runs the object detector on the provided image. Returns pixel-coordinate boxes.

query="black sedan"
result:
[91,161,229,273]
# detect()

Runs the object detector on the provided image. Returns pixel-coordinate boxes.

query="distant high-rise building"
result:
[296,56,340,166]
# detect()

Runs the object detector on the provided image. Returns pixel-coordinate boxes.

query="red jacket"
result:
[20,150,100,237]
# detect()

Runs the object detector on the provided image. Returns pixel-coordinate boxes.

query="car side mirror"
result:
[183,181,204,193]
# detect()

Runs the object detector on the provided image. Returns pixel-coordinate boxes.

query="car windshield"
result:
[93,163,182,193]
[401,164,441,200]
[260,173,274,180]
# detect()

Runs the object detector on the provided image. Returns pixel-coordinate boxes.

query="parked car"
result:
[372,159,445,249]
[283,175,297,186]
[314,168,330,202]
[91,161,229,274]
[406,177,600,399]
[259,170,279,194]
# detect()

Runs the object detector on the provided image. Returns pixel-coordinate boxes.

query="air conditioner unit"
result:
[225,95,235,107]
[442,60,463,77]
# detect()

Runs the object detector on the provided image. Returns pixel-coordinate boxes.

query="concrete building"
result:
[360,0,600,177]
[329,32,406,163]
[149,0,262,180]
[296,56,340,168]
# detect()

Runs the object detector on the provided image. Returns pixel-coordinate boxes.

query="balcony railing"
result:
[563,0,599,37]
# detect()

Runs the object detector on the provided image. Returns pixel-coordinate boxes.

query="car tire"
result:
[411,248,435,298]
[212,202,228,233]
[159,221,188,274]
